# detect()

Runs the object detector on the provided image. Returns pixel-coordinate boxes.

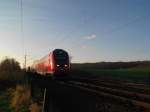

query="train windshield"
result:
[54,50,69,64]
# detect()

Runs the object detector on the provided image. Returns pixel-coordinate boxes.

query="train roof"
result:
[53,49,66,52]
[53,49,68,53]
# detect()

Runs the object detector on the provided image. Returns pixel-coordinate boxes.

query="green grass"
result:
[0,87,30,112]
[88,69,150,83]
[0,91,12,112]
[0,71,29,112]
[72,68,150,83]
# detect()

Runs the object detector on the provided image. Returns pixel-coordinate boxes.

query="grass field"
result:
[0,85,33,112]
[0,71,42,112]
[0,91,12,112]
[72,68,150,83]
[0,71,31,112]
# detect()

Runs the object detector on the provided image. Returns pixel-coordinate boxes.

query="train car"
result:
[32,49,70,77]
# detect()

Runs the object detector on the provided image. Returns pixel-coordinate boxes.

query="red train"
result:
[32,49,70,77]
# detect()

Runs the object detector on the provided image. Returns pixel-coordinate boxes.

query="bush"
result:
[0,71,25,81]
[11,85,31,112]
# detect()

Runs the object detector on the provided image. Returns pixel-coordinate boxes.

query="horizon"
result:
[1,56,150,66]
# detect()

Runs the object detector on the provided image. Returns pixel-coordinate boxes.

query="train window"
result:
[54,51,69,64]
[55,57,66,60]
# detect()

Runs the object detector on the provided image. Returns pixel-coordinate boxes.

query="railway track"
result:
[69,77,150,94]
[57,77,150,111]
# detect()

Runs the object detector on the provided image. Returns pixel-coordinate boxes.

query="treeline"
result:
[0,58,21,72]
[0,58,23,81]
[71,61,150,69]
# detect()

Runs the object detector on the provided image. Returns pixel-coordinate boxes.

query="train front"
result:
[53,49,70,76]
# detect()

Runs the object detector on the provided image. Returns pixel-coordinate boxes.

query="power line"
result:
[54,14,98,47]
[47,13,150,52]
[20,0,24,53]
[26,2,150,63]
[67,13,150,50]
[19,0,27,68]
[34,14,99,57]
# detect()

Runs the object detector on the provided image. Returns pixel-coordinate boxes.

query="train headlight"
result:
[64,64,68,67]
[57,64,60,67]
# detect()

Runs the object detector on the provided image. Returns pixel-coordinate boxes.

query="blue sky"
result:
[0,0,150,66]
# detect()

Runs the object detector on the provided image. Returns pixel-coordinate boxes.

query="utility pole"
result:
[24,54,27,70]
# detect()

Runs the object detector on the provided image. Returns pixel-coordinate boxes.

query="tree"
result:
[0,58,21,72]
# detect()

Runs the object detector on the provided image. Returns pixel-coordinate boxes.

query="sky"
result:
[0,0,150,66]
